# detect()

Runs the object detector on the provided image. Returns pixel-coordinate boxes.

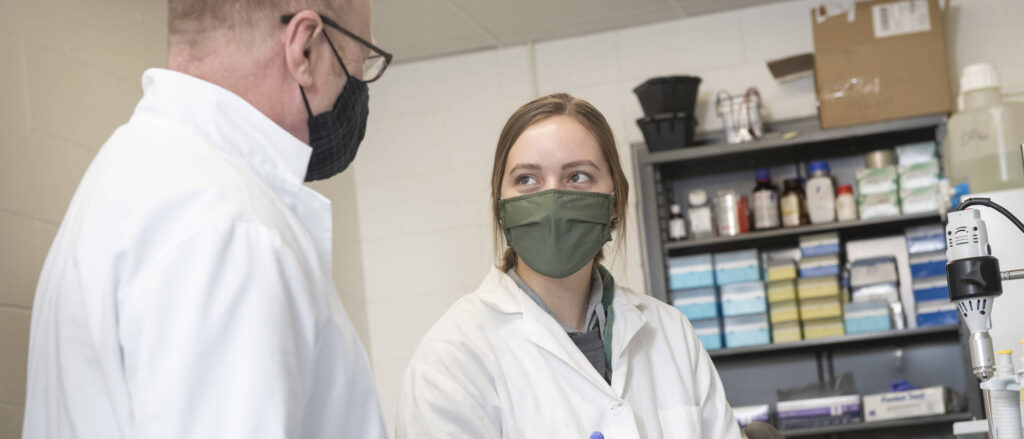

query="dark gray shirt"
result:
[507,268,611,382]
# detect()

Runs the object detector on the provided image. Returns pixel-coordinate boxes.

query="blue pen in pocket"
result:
[589,432,604,439]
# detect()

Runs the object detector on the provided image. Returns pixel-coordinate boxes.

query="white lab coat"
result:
[22,69,386,439]
[397,267,742,439]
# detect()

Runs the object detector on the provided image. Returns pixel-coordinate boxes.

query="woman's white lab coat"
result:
[397,267,742,438]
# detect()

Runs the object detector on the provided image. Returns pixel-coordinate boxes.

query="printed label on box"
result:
[872,0,930,39]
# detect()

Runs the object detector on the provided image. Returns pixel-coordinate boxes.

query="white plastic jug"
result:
[945,63,1024,192]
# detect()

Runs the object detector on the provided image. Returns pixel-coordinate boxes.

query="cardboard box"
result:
[863,386,950,422]
[811,0,951,128]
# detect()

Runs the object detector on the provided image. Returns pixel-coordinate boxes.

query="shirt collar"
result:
[135,68,312,188]
[505,266,606,335]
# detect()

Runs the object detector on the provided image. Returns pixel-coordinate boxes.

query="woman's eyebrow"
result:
[508,163,542,174]
[562,160,600,170]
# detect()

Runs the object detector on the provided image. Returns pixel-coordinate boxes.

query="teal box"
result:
[714,249,761,285]
[668,254,715,290]
[724,313,770,347]
[670,287,720,320]
[845,315,892,334]
[691,317,723,350]
[720,282,767,317]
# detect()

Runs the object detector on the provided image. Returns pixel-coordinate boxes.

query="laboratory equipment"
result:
[716,88,764,144]
[806,161,837,224]
[944,195,1024,438]
[945,64,1024,192]
[716,190,750,236]
[668,203,687,241]
[780,178,808,227]
[835,185,857,222]
[752,168,781,230]
[688,189,715,239]
[865,149,895,169]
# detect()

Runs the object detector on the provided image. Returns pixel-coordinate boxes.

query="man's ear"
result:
[283,10,322,88]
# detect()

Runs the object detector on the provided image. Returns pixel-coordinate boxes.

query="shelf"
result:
[781,412,976,437]
[665,212,941,253]
[635,114,946,166]
[709,324,960,359]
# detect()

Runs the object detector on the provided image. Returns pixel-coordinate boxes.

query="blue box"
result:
[800,232,841,257]
[721,282,767,317]
[691,317,723,350]
[846,315,892,334]
[910,251,946,279]
[714,249,761,285]
[917,309,959,327]
[800,255,841,278]
[724,314,770,348]
[906,224,946,254]
[916,299,959,327]
[670,287,720,320]
[668,254,715,290]
[913,276,950,303]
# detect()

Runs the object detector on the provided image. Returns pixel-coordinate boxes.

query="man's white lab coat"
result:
[22,69,386,439]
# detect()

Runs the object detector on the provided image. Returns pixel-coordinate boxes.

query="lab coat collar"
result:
[136,68,313,188]
[477,266,648,395]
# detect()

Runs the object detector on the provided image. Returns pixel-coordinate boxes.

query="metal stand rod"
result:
[1003,269,1024,281]
[984,389,996,439]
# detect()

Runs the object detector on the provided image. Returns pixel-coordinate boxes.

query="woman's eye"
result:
[568,172,591,184]
[515,175,538,185]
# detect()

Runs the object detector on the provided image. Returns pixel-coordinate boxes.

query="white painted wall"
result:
[353,0,1024,433]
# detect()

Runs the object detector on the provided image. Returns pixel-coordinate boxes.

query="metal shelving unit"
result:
[709,324,959,359]
[630,114,983,438]
[666,212,941,253]
[782,412,976,437]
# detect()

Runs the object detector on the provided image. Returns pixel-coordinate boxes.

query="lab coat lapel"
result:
[521,299,615,395]
[610,290,647,396]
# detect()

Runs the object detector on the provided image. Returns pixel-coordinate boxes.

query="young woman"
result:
[396,93,741,438]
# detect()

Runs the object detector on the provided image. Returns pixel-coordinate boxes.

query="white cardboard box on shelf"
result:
[862,386,949,422]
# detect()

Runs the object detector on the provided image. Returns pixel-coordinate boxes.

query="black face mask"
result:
[300,35,369,182]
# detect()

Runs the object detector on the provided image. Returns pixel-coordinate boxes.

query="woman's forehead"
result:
[507,116,605,167]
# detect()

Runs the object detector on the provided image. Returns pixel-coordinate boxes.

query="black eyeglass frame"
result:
[280,13,392,83]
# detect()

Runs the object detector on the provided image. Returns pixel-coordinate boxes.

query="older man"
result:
[22,0,389,437]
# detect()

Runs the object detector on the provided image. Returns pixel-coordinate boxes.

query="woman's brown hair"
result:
[491,93,629,272]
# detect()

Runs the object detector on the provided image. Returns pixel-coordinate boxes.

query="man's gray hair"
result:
[168,0,339,45]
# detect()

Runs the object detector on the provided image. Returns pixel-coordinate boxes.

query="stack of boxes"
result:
[896,142,941,215]
[797,233,845,339]
[668,254,722,349]
[716,250,770,348]
[845,256,897,334]
[856,163,900,220]
[767,257,801,343]
[906,225,957,326]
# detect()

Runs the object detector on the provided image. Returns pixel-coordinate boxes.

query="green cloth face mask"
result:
[499,189,615,279]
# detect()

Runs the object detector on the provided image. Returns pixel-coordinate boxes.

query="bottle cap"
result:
[808,160,830,174]
[755,168,771,182]
[961,63,999,94]
[689,189,708,206]
[837,185,853,195]
[670,203,681,214]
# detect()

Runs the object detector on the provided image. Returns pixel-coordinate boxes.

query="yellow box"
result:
[803,318,845,340]
[772,321,803,343]
[797,276,841,300]
[768,280,797,303]
[767,261,797,282]
[770,300,801,323]
[800,297,842,320]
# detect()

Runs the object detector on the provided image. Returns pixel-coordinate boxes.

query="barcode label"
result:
[872,0,931,38]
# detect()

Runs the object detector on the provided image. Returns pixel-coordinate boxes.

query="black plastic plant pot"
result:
[637,112,698,152]
[633,76,702,117]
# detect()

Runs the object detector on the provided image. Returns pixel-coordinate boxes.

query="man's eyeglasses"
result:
[280,13,392,83]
